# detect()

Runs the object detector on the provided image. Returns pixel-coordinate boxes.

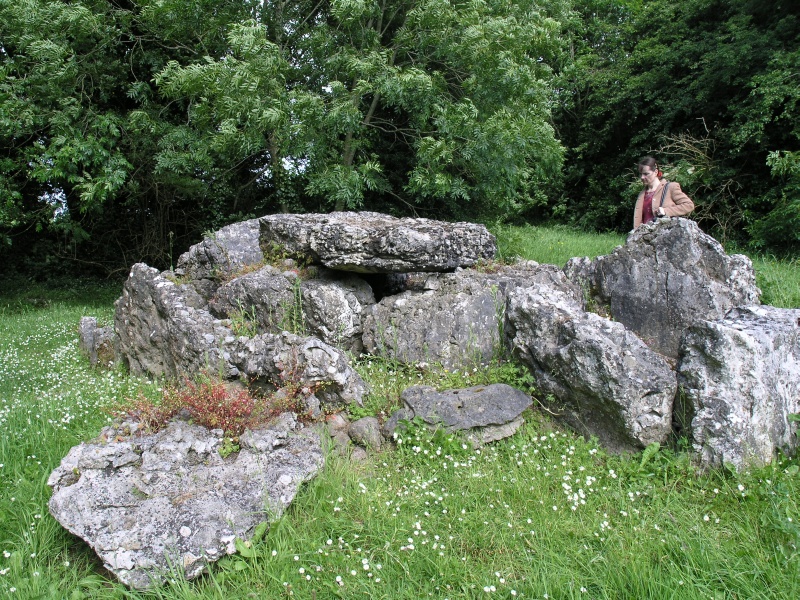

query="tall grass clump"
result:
[748,254,800,308]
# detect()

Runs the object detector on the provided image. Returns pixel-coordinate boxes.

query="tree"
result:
[154,0,568,221]
[554,0,800,251]
[2,0,569,274]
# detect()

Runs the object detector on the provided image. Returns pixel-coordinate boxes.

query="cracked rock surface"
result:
[48,414,323,589]
[564,218,760,358]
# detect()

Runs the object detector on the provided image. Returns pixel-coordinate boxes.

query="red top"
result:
[641,190,656,224]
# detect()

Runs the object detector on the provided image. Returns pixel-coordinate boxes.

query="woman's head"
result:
[638,156,662,187]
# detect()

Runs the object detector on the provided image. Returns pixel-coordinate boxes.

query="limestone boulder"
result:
[175,218,264,281]
[208,264,293,328]
[114,263,368,406]
[362,261,582,369]
[299,273,376,355]
[114,263,237,379]
[48,414,323,589]
[230,332,368,407]
[259,211,497,273]
[383,383,532,447]
[209,265,375,355]
[565,218,760,358]
[78,316,117,368]
[348,416,382,451]
[677,305,800,470]
[506,284,676,453]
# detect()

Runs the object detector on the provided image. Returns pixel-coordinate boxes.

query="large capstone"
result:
[677,305,800,470]
[259,211,497,273]
[48,414,323,589]
[565,218,761,359]
[506,284,676,453]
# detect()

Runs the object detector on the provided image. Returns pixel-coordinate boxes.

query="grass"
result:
[1,231,799,599]
[490,224,625,268]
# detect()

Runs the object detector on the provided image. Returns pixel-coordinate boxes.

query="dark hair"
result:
[638,156,663,178]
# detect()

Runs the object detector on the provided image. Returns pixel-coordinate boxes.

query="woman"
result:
[633,156,694,228]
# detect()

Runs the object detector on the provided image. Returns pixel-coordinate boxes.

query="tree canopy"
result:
[1,0,797,276]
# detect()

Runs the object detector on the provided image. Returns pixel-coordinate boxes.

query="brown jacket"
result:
[633,179,694,228]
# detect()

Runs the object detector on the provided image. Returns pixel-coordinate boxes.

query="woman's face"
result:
[639,167,658,188]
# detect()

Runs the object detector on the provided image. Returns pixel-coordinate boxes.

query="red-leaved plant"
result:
[110,373,266,437]
[164,376,260,436]
[111,369,320,437]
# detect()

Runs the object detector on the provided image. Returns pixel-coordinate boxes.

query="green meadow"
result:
[1,226,798,599]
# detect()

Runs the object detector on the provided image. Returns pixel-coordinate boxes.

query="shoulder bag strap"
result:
[659,181,671,209]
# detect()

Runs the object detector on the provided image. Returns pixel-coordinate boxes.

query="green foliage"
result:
[555,0,800,252]
[392,416,470,463]
[2,0,569,277]
[228,301,259,338]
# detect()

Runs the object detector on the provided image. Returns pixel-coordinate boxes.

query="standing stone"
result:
[506,284,676,453]
[78,316,117,368]
[565,218,761,358]
[114,264,237,379]
[677,305,800,470]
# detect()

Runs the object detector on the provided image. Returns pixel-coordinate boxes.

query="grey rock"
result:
[464,416,526,447]
[677,305,800,470]
[384,383,532,445]
[330,430,352,456]
[300,273,375,354]
[114,264,368,408]
[78,316,117,368]
[506,284,676,453]
[350,446,369,462]
[259,211,497,273]
[176,218,264,281]
[114,264,237,379]
[208,265,295,330]
[48,414,323,589]
[230,332,368,407]
[348,417,382,451]
[324,412,350,434]
[362,261,582,369]
[209,267,375,354]
[567,219,761,358]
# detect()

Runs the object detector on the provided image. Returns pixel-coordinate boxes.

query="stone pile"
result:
[65,211,799,588]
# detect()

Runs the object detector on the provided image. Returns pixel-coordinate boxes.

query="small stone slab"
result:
[383,383,532,445]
